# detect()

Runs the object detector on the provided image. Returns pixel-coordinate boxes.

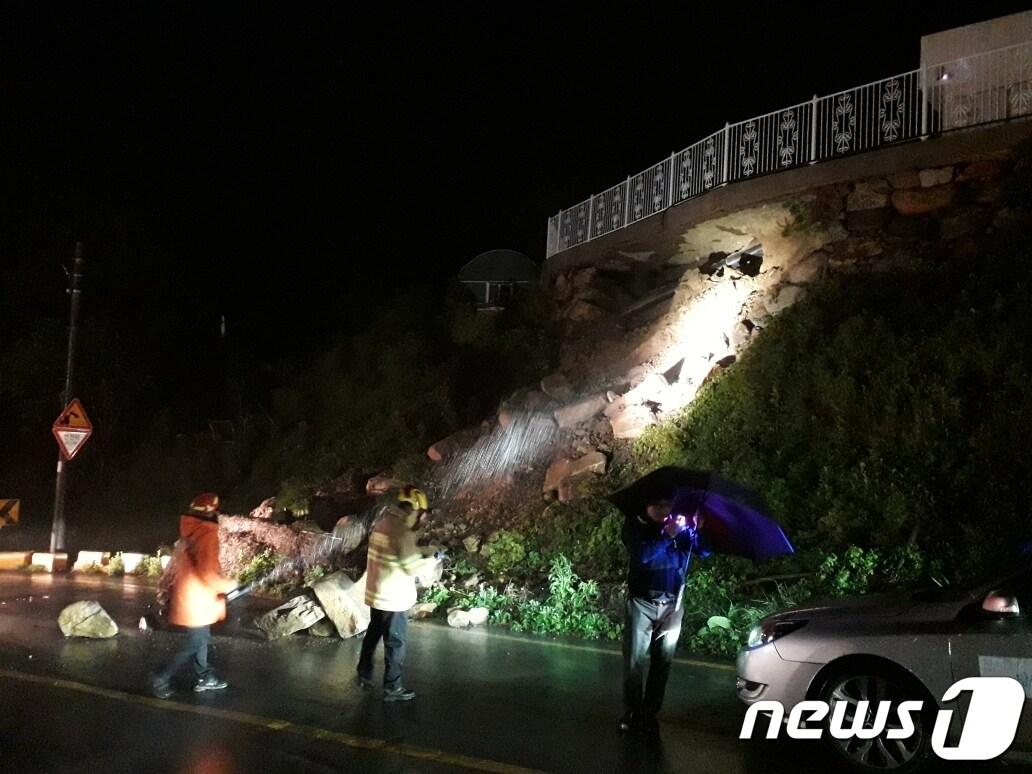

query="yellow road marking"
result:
[418,624,736,673]
[0,668,545,774]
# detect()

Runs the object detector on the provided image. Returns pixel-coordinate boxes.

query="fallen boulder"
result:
[331,514,369,553]
[249,497,277,520]
[466,607,489,626]
[365,474,399,495]
[307,618,337,637]
[255,595,326,640]
[309,571,370,638]
[625,373,669,405]
[497,407,515,428]
[766,285,807,315]
[543,451,607,493]
[609,403,657,440]
[540,372,574,401]
[291,519,325,534]
[447,609,471,628]
[409,602,438,620]
[553,395,607,429]
[58,601,119,639]
[427,431,469,463]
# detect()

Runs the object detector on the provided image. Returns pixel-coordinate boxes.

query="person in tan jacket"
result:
[150,493,237,699]
[356,487,441,702]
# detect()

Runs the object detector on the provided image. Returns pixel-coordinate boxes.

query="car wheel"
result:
[820,672,931,771]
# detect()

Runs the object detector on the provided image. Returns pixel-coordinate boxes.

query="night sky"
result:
[3,2,1030,364]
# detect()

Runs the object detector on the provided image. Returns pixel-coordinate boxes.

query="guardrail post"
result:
[810,95,818,163]
[920,66,929,138]
[721,122,730,185]
[624,175,631,225]
[667,151,676,206]
[586,195,595,241]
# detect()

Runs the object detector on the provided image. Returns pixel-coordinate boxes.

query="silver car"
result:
[736,561,1032,770]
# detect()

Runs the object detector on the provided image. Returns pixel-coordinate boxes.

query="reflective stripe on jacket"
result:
[364,505,435,612]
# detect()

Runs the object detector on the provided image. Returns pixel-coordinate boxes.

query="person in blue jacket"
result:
[618,494,708,734]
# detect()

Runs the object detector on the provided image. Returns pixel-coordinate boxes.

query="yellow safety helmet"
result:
[397,486,429,512]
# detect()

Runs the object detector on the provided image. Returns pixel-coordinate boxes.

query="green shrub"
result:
[817,544,927,597]
[678,559,813,658]
[239,549,280,586]
[421,555,621,640]
[419,585,454,607]
[464,585,516,626]
[304,564,329,586]
[536,497,624,581]
[481,530,530,579]
[817,546,879,596]
[134,555,164,578]
[449,556,479,579]
[105,553,125,576]
[508,555,622,640]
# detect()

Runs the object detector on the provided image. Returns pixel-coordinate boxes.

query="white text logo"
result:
[740,676,1024,760]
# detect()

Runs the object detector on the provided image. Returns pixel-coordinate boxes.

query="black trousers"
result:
[357,608,407,690]
[622,596,684,717]
[156,625,212,683]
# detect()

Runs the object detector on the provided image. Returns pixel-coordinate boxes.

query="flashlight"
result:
[224,583,254,603]
[664,513,688,535]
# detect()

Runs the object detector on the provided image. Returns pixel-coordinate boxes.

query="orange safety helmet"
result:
[188,492,221,514]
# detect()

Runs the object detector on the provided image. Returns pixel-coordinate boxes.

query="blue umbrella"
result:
[671,487,794,561]
[607,467,770,518]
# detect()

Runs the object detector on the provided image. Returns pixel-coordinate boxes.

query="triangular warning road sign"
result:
[55,398,92,431]
[52,398,93,460]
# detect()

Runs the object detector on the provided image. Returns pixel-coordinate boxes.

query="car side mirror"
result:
[982,590,1021,617]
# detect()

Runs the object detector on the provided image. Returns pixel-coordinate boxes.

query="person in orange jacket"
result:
[150,493,237,699]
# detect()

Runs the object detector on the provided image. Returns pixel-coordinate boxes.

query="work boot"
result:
[193,674,228,693]
[617,712,638,733]
[383,686,416,702]
[355,674,374,690]
[149,675,173,700]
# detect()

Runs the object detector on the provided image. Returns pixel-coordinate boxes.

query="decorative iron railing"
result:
[546,40,1032,259]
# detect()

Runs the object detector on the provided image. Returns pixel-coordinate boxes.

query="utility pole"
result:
[50,242,85,553]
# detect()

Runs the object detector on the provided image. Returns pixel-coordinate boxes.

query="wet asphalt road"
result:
[0,573,1016,774]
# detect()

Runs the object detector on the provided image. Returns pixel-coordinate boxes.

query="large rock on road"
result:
[58,601,119,638]
[309,571,371,638]
[255,595,326,640]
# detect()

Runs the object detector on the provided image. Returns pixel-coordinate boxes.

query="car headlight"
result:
[746,619,807,648]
